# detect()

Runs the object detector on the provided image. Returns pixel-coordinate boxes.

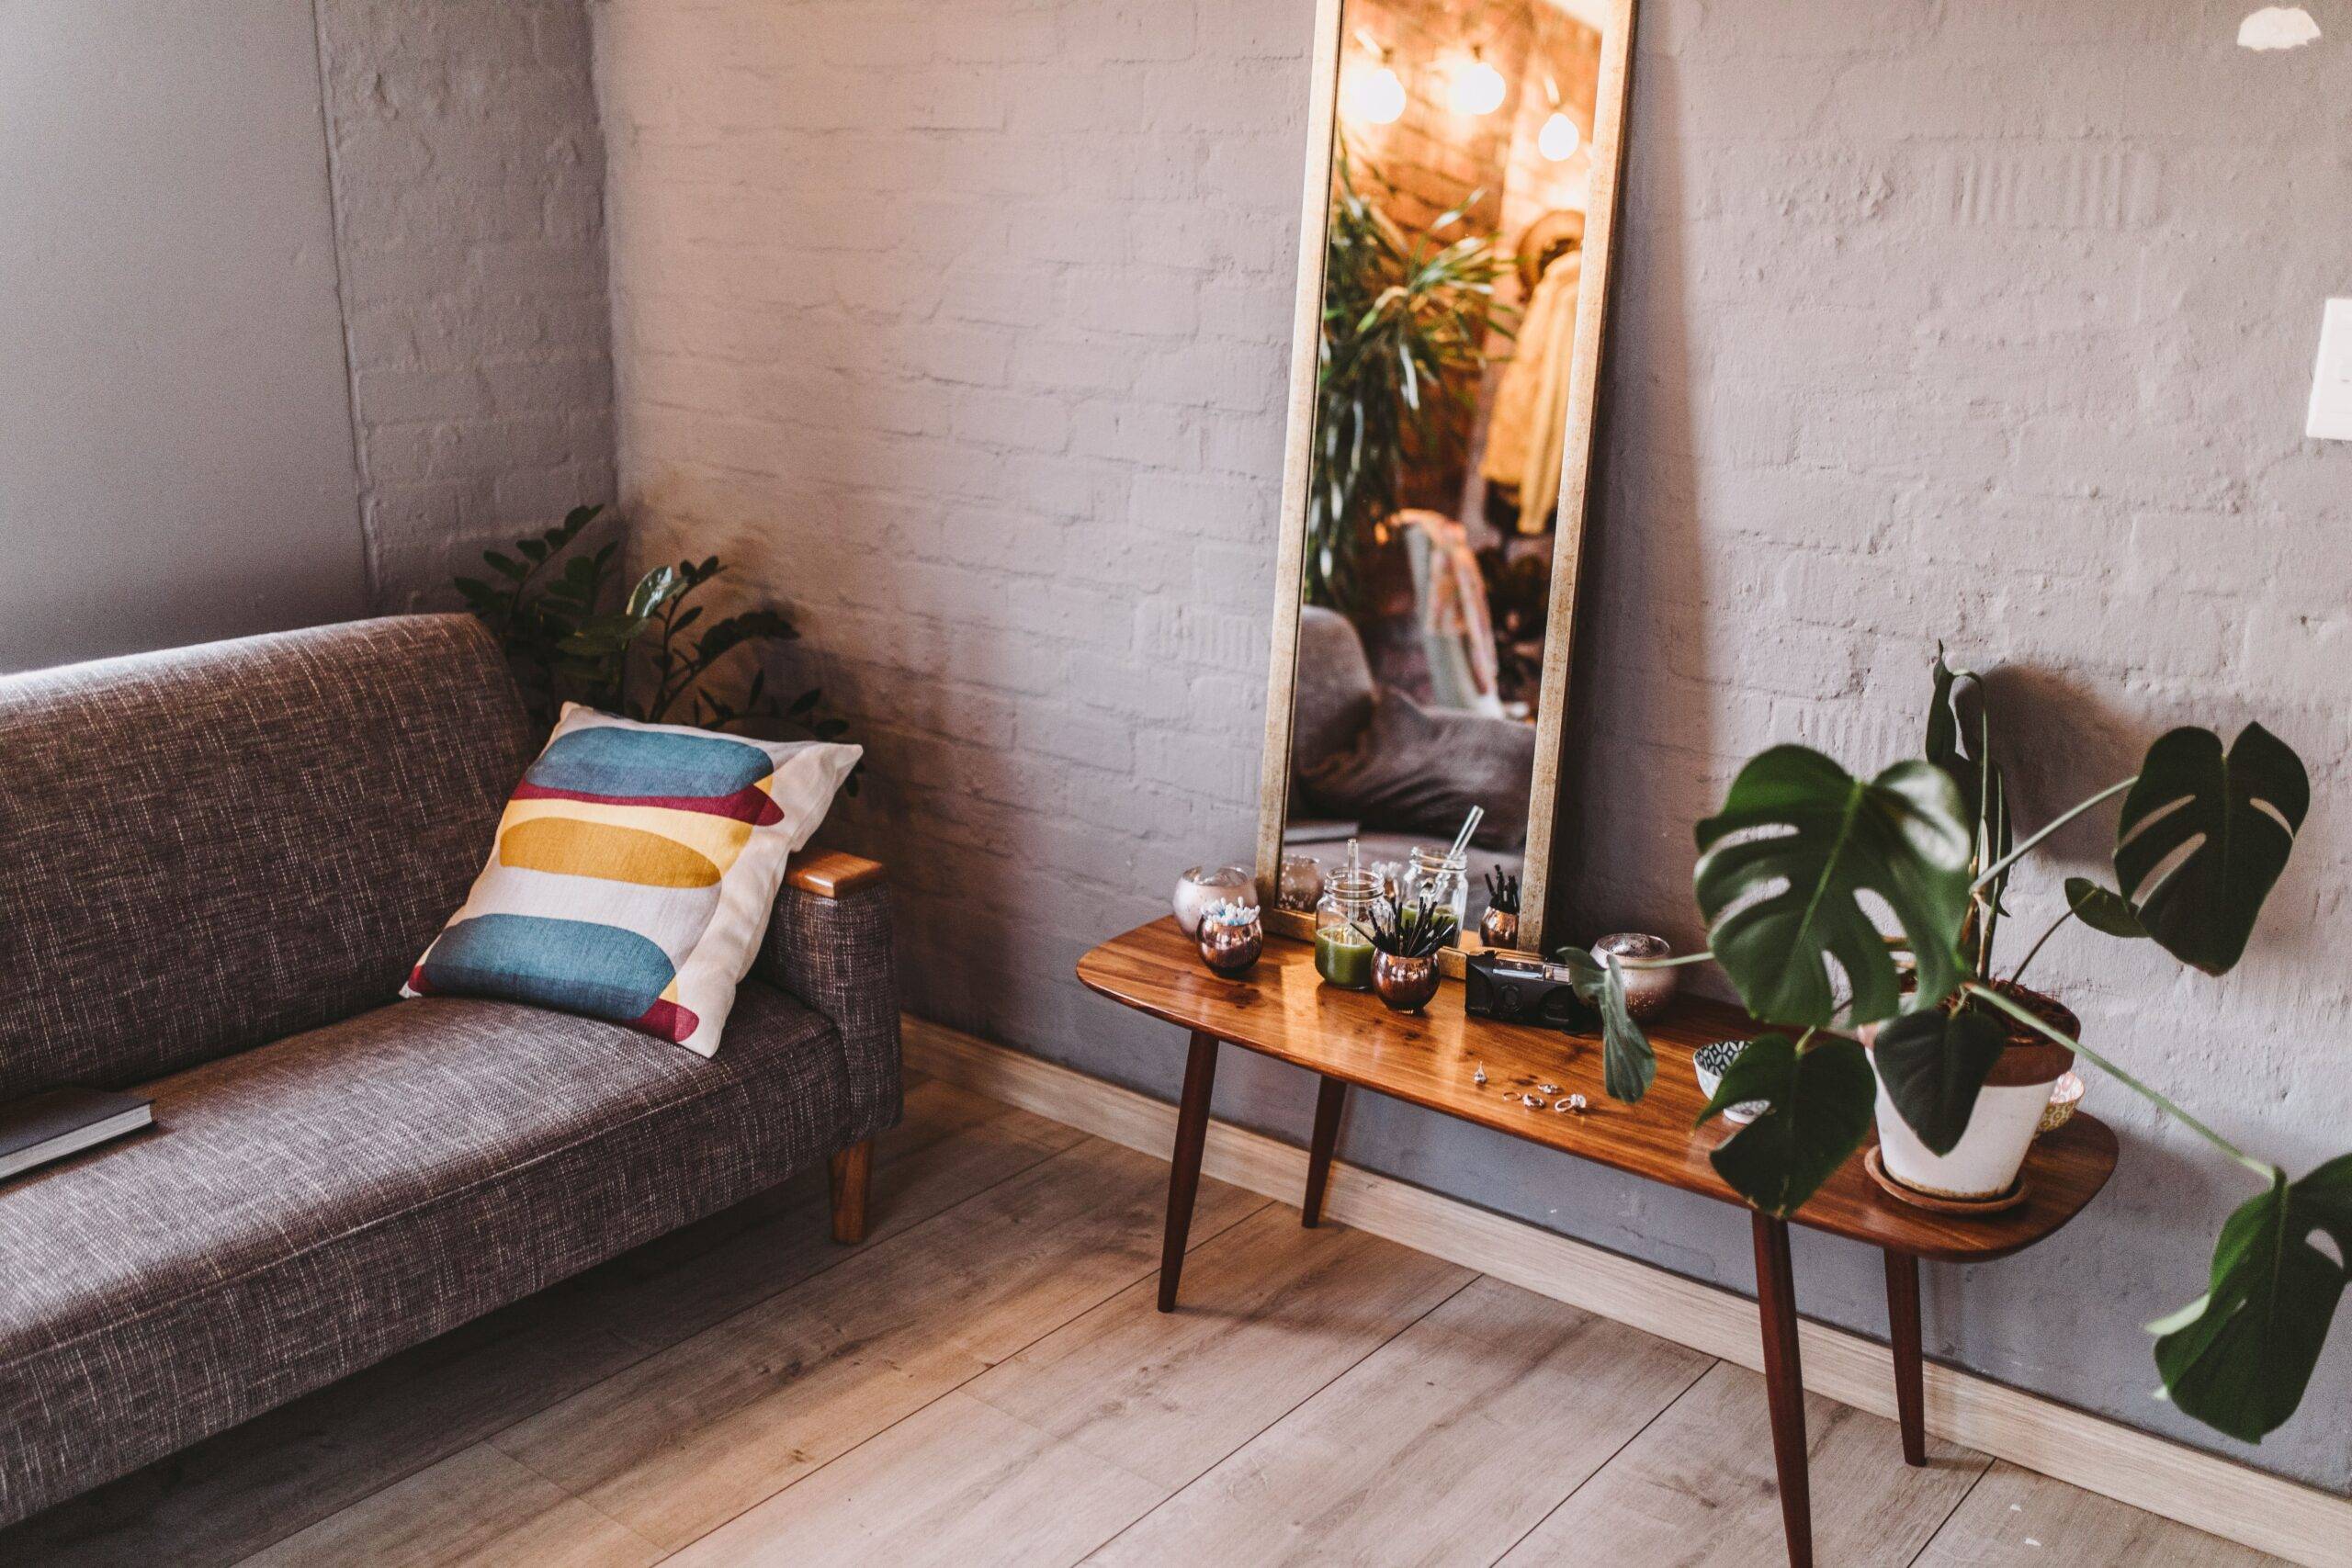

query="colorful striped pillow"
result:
[402,705,861,1056]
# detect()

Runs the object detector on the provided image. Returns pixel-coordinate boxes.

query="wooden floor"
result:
[3,1076,2280,1568]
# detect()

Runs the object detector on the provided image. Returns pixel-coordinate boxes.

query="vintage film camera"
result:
[1463,951,1600,1032]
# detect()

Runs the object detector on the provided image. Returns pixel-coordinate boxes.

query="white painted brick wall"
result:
[316,0,616,607]
[594,0,2352,1488]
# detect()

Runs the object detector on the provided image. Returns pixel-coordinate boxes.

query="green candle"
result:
[1315,924,1374,989]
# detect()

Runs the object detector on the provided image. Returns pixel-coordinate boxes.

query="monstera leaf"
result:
[1694,747,1974,1031]
[2152,1155,2352,1443]
[1925,647,2010,870]
[1554,949,1656,1104]
[1870,1007,2009,1156]
[2064,876,2148,941]
[1696,1033,1877,1217]
[2116,725,2309,975]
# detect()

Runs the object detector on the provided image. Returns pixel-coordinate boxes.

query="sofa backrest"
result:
[0,615,536,1099]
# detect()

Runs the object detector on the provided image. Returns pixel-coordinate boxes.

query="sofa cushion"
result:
[0,979,850,1524]
[404,704,861,1056]
[0,615,537,1100]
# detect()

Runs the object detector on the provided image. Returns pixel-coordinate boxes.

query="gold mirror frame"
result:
[1254,0,1638,961]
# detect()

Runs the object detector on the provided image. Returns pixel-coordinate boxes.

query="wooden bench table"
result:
[1078,919,2119,1568]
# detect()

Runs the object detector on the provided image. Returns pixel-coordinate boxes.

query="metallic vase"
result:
[1198,911,1264,976]
[1372,951,1441,1012]
[1478,906,1521,951]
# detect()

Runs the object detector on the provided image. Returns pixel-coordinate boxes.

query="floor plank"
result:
[1499,1359,1989,1568]
[2,1077,1069,1568]
[238,1446,659,1568]
[666,1391,1167,1568]
[1086,1274,1713,1566]
[490,1136,1264,1550]
[1911,1461,2290,1567]
[678,1208,1476,1565]
[967,1204,1476,1491]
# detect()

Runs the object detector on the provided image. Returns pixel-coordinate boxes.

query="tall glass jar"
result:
[1398,847,1468,950]
[1313,868,1382,989]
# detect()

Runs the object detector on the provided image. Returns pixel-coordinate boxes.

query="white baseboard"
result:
[903,1015,2352,1568]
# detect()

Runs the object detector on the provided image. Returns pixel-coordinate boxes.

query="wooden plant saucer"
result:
[1864,1147,2030,1216]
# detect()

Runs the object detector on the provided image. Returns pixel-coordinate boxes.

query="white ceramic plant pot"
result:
[1864,987,2077,1202]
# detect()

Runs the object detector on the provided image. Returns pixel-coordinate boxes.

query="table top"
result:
[1078,919,2118,1262]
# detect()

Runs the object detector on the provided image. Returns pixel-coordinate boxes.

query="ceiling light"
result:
[1539,111,1580,161]
[1345,63,1408,125]
[1450,52,1507,117]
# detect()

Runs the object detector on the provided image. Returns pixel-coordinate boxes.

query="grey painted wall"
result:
[0,0,367,671]
[321,0,617,610]
[597,0,2352,1488]
[0,0,614,674]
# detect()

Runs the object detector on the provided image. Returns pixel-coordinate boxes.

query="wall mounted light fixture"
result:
[1449,48,1508,117]
[1343,29,1407,125]
[1537,76,1579,161]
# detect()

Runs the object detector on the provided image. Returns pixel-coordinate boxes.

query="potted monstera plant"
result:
[1567,647,2351,1447]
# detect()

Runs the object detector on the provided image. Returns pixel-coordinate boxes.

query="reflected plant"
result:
[1308,141,1513,610]
[1560,644,2344,1445]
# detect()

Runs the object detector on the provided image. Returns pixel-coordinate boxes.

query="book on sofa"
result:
[0,1088,153,1180]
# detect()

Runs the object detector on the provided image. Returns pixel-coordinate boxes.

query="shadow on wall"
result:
[1553,39,1709,957]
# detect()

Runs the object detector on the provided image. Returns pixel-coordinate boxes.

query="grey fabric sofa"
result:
[0,615,900,1528]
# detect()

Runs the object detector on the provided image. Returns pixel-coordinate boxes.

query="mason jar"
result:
[1313,868,1382,989]
[1398,847,1468,950]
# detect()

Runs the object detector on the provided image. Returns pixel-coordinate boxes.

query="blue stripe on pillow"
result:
[526,725,774,800]
[421,912,676,1021]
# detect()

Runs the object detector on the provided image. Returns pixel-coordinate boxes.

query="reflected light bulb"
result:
[1346,64,1407,125]
[1538,110,1581,162]
[1450,57,1508,116]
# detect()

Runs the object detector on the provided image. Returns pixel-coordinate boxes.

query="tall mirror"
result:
[1258,0,1634,960]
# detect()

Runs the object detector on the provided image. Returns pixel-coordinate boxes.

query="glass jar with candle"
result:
[1314,868,1381,989]
[1398,846,1468,950]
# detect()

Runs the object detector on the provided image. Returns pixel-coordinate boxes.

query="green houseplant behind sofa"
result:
[0,615,900,1527]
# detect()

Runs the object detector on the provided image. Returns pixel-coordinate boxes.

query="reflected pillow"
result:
[402,705,860,1056]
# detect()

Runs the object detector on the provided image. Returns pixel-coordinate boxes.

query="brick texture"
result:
[316,0,616,608]
[594,0,2352,1489]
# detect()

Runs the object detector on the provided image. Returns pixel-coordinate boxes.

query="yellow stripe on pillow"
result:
[497,795,757,869]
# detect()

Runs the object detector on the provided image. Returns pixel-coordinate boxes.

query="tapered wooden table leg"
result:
[1753,1213,1813,1568]
[1302,1076,1348,1227]
[1158,1031,1220,1312]
[1885,1248,1928,1466]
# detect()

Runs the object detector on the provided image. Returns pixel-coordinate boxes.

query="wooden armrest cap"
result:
[786,849,888,899]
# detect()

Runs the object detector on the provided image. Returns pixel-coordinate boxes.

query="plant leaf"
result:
[482,550,526,581]
[1693,747,1973,1031]
[2153,1155,2352,1442]
[626,565,683,619]
[2064,876,2148,940]
[1553,950,1655,1104]
[2115,724,2309,975]
[1697,1034,1877,1217]
[1870,1007,2008,1156]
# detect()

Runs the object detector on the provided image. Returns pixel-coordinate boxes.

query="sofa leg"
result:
[829,1139,873,1245]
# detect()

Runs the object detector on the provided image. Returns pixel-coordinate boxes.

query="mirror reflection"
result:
[1281,0,1609,927]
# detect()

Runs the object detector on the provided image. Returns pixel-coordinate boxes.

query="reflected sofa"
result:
[1286,604,1536,880]
[0,615,899,1527]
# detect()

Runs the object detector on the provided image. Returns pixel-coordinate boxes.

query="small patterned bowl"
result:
[1693,1040,1768,1125]
[2038,1071,2085,1135]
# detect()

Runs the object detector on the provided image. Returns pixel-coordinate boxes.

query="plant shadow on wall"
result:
[453,505,859,791]
[1307,140,1514,611]
[1565,645,2346,1447]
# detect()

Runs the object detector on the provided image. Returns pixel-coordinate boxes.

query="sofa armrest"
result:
[755,851,901,1145]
